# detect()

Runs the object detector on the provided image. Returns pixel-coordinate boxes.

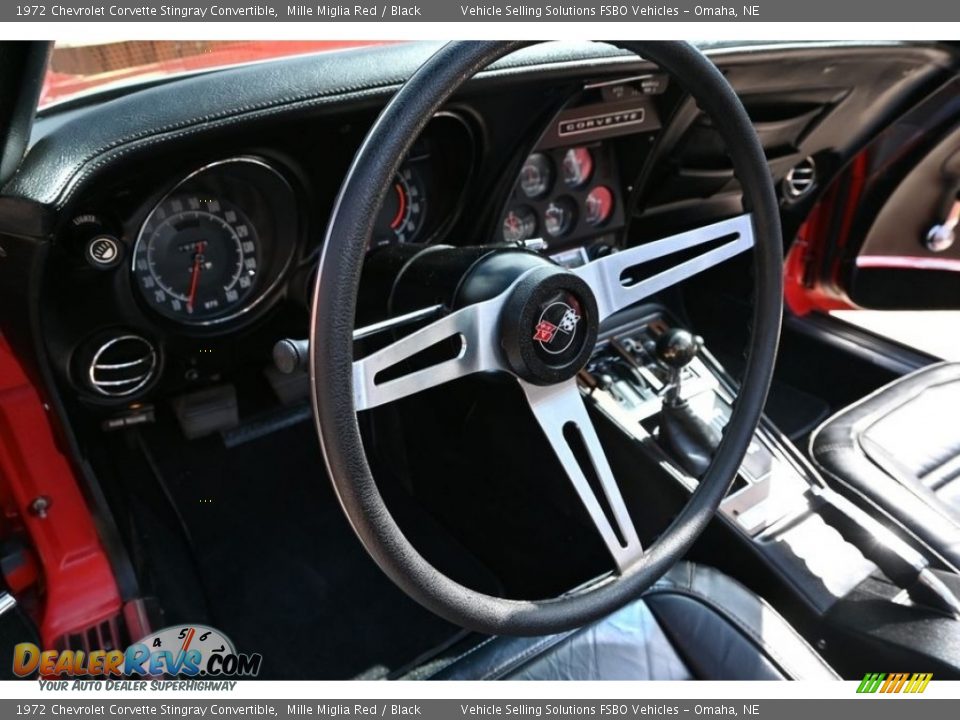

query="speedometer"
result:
[133,195,260,324]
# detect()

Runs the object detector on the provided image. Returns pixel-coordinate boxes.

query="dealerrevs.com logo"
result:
[13,624,262,679]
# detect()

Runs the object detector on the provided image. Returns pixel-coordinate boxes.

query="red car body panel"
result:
[784,153,868,316]
[0,335,122,646]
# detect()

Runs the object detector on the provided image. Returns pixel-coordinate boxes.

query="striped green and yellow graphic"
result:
[857,672,933,694]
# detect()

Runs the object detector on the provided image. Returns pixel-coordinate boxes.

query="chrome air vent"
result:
[784,157,817,200]
[88,335,158,397]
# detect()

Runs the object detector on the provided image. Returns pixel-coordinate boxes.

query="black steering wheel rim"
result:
[310,41,783,636]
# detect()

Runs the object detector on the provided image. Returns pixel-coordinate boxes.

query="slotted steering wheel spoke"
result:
[521,378,643,572]
[573,214,755,321]
[353,297,506,411]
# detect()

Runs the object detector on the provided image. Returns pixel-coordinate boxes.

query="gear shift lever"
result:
[655,329,703,406]
[652,328,722,477]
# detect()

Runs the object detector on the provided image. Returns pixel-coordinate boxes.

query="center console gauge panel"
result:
[500,143,626,253]
[498,76,665,261]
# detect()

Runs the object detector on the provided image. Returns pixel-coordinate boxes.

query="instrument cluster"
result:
[127,113,475,331]
[501,142,626,263]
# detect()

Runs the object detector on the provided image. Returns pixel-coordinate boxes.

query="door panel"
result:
[849,121,960,309]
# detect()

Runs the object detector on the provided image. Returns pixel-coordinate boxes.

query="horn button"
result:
[500,267,599,385]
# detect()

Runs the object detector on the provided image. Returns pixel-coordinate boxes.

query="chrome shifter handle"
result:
[653,328,704,406]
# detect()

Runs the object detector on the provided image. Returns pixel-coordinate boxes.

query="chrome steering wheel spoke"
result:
[353,295,507,411]
[520,378,644,572]
[573,213,755,321]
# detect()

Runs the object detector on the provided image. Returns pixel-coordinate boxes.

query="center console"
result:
[580,308,960,677]
[582,309,827,547]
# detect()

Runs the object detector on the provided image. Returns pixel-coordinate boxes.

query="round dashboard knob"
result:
[85,235,124,270]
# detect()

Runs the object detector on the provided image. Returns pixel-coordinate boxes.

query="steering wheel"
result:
[310,41,783,636]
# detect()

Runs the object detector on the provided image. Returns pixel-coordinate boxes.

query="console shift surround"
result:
[581,306,960,621]
[650,328,723,477]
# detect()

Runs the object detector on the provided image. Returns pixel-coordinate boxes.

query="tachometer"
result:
[371,165,427,248]
[133,195,259,324]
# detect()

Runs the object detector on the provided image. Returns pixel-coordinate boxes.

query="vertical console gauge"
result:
[543,197,577,238]
[519,153,554,199]
[502,206,538,243]
[585,186,615,226]
[561,147,594,188]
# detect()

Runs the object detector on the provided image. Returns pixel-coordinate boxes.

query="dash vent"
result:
[87,334,157,397]
[784,157,817,200]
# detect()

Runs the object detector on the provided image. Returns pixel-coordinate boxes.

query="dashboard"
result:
[2,41,956,430]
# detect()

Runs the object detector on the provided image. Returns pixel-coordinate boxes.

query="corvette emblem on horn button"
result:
[533,301,581,354]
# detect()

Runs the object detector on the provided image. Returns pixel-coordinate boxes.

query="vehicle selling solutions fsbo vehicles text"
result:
[458,5,752,17]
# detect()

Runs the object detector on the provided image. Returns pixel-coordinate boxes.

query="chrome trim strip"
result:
[0,592,16,617]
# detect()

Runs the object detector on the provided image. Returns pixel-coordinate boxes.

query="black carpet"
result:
[137,419,481,679]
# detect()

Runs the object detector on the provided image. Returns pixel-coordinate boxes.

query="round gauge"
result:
[371,165,427,249]
[544,197,577,238]
[133,195,260,324]
[585,186,615,226]
[138,623,237,658]
[519,153,553,199]
[561,147,594,188]
[502,206,537,243]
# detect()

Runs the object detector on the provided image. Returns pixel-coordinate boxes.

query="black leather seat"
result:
[426,563,836,680]
[811,362,960,571]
